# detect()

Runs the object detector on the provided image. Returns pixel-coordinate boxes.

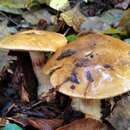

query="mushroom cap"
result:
[0,30,67,52]
[43,33,130,99]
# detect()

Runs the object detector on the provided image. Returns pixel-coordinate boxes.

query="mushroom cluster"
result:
[0,30,130,128]
[0,30,67,97]
[43,32,130,120]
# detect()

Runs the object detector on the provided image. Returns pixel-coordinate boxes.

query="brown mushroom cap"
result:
[0,30,67,51]
[43,33,130,99]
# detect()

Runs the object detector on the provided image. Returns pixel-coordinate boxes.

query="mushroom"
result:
[43,32,130,120]
[0,30,67,97]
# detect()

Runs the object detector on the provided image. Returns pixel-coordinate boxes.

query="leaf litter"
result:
[0,0,130,130]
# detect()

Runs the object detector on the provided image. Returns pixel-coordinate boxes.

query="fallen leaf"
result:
[0,0,27,14]
[100,9,124,27]
[0,0,69,14]
[0,0,49,14]
[115,0,130,9]
[80,16,110,32]
[102,28,126,35]
[0,0,46,9]
[66,35,77,42]
[118,9,130,34]
[0,20,17,38]
[124,38,130,44]
[60,5,86,32]
[49,0,70,11]
[22,9,52,25]
[28,117,63,130]
[27,0,69,11]
[7,115,28,127]
[56,118,111,130]
[107,95,130,130]
[0,50,16,71]
[111,34,121,39]
[21,86,30,103]
[0,0,27,9]
[0,118,9,127]
[0,6,22,14]
[0,96,15,117]
[26,0,43,7]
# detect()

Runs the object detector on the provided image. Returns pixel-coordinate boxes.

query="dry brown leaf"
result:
[119,8,130,26]
[118,8,130,34]
[56,118,111,130]
[107,95,130,130]
[60,4,86,32]
[7,115,28,127]
[0,118,9,127]
[21,86,30,103]
[28,117,63,130]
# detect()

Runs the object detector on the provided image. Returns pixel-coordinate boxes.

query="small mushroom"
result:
[43,32,130,120]
[0,30,67,97]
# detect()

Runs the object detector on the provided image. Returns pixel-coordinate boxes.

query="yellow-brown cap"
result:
[0,30,67,52]
[43,33,130,99]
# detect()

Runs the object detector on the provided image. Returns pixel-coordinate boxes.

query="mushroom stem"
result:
[71,98,101,120]
[29,51,53,97]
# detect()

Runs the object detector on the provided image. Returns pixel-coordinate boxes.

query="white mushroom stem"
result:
[29,51,53,97]
[71,98,102,120]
